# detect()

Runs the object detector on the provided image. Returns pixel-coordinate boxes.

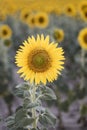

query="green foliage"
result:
[5,82,57,130]
[80,104,87,117]
[14,82,31,98]
[59,100,70,112]
[38,85,57,100]
[39,109,56,127]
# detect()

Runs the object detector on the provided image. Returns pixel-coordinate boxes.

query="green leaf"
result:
[39,109,56,127]
[44,110,56,126]
[80,104,87,116]
[68,90,76,103]
[23,98,40,109]
[5,115,15,128]
[40,86,56,100]
[31,128,38,130]
[15,107,34,128]
[14,82,31,98]
[43,128,47,130]
[15,108,27,123]
[16,117,34,127]
[76,87,86,99]
[59,100,70,112]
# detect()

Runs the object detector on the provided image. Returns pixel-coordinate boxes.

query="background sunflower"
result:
[0,25,12,39]
[78,28,87,50]
[63,4,76,17]
[35,12,49,28]
[53,28,64,43]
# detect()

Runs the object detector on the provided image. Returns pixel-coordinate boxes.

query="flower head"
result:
[15,35,65,85]
[35,12,49,28]
[53,29,64,43]
[64,4,76,17]
[79,1,87,12]
[0,25,12,39]
[20,9,30,23]
[80,8,87,21]
[78,28,87,50]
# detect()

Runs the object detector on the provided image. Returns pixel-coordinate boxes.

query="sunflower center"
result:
[39,17,44,23]
[67,7,72,12]
[3,30,7,35]
[24,13,29,19]
[29,49,52,72]
[84,34,87,43]
[82,5,87,11]
[54,31,61,40]
[84,11,87,17]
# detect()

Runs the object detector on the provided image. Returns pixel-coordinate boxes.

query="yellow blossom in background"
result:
[15,35,65,85]
[79,1,87,12]
[53,29,64,43]
[80,8,87,21]
[35,12,49,28]
[20,9,30,23]
[27,13,36,28]
[0,0,85,20]
[0,25,12,40]
[78,28,87,50]
[63,4,76,17]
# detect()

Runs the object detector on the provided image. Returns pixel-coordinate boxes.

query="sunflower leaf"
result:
[14,82,31,98]
[23,98,41,109]
[39,109,56,127]
[15,107,27,123]
[16,117,34,127]
[5,115,15,128]
[40,86,56,100]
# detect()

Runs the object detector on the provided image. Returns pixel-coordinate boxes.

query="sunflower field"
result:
[0,0,87,130]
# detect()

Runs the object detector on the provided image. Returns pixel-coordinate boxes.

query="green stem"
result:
[53,84,64,129]
[32,85,37,128]
[80,49,85,89]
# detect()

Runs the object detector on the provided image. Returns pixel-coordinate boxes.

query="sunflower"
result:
[64,4,76,17]
[20,9,30,23]
[79,1,87,12]
[15,35,65,85]
[35,12,49,28]
[53,29,64,43]
[27,13,36,28]
[80,8,87,21]
[0,25,12,39]
[78,28,87,50]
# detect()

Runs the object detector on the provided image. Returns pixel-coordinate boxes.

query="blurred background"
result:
[0,0,87,130]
